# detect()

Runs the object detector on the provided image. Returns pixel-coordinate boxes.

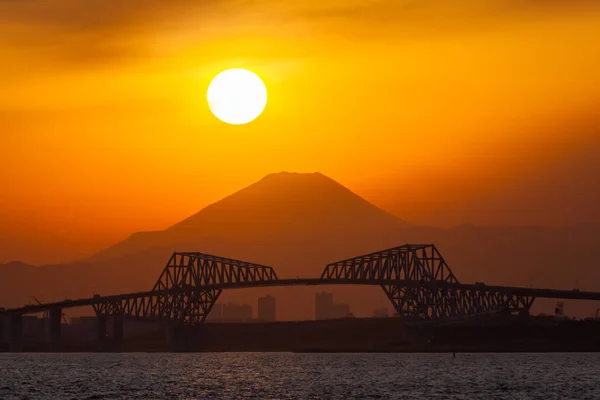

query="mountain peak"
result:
[249,171,338,190]
[90,172,408,262]
[260,171,327,179]
[168,172,407,234]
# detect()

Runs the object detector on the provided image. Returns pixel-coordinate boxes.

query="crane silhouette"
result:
[32,296,69,324]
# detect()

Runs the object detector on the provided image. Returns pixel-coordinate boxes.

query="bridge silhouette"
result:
[2,244,600,351]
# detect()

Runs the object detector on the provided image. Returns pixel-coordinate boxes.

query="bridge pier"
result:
[97,316,107,343]
[9,314,23,352]
[0,315,5,347]
[165,324,185,352]
[48,308,62,351]
[107,317,124,351]
[113,317,124,341]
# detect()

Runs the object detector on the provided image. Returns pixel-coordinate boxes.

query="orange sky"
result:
[1,0,600,264]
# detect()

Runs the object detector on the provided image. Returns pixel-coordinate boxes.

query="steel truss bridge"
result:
[2,244,600,328]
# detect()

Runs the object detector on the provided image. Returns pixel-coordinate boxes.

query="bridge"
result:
[1,244,599,351]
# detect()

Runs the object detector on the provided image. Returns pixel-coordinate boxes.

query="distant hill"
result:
[1,172,599,319]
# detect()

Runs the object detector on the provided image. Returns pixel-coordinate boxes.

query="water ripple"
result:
[0,353,599,399]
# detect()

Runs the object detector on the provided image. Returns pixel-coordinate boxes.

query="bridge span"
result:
[2,279,600,317]
[1,244,599,351]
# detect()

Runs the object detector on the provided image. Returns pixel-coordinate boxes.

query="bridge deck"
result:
[2,279,600,316]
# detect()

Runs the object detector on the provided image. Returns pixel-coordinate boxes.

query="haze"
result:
[1,0,600,265]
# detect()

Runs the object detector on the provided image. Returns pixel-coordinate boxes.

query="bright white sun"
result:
[207,68,267,125]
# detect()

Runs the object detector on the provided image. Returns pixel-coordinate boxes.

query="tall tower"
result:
[315,291,334,320]
[258,295,276,321]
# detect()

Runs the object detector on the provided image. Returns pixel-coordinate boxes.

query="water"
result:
[0,353,599,399]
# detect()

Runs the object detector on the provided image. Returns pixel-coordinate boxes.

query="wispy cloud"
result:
[2,0,597,67]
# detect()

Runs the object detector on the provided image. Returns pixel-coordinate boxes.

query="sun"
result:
[207,68,267,125]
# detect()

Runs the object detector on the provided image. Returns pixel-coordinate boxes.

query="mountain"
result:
[89,172,408,262]
[1,172,599,320]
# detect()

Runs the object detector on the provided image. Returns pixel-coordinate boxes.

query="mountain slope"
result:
[171,172,407,234]
[89,172,408,262]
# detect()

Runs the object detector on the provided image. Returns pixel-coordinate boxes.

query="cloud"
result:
[1,0,598,74]
[2,0,598,67]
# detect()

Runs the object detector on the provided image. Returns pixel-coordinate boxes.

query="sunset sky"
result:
[1,0,600,264]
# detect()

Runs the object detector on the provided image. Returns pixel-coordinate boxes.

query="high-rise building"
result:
[315,291,334,320]
[258,295,276,321]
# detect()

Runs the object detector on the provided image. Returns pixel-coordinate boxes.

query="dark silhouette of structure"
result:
[319,244,534,319]
[2,243,600,351]
[258,295,276,322]
[315,291,334,320]
[373,307,390,318]
[315,291,351,319]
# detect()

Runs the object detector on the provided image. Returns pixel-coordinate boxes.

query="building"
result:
[373,307,390,318]
[207,303,224,322]
[315,291,334,320]
[315,292,353,319]
[257,295,276,321]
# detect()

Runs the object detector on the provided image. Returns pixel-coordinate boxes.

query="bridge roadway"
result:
[2,278,600,316]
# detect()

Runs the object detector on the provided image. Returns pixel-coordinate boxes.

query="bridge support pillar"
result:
[165,324,185,352]
[113,317,124,341]
[96,316,107,343]
[9,314,23,352]
[0,315,5,347]
[48,308,62,351]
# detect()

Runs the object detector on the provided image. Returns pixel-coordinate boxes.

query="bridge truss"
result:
[321,244,535,319]
[92,244,538,326]
[93,252,278,325]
